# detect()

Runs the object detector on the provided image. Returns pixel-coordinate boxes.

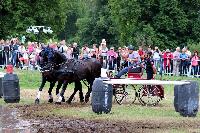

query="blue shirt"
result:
[128,51,140,66]
[180,53,188,59]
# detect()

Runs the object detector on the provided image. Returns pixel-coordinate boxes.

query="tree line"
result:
[1,0,200,50]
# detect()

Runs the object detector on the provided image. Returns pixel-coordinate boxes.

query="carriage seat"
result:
[127,66,142,79]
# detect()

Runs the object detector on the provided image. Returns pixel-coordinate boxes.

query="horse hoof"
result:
[66,100,71,104]
[35,99,40,104]
[85,97,89,103]
[80,99,84,103]
[62,98,65,102]
[55,102,61,105]
[48,98,53,103]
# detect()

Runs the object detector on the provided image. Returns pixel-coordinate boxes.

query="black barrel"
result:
[174,81,199,117]
[92,78,113,114]
[2,73,20,103]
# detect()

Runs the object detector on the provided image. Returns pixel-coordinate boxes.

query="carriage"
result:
[107,66,164,106]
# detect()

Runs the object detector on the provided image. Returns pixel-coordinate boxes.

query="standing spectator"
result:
[0,40,4,66]
[18,43,26,68]
[72,42,79,59]
[27,42,34,54]
[107,47,118,70]
[116,47,122,71]
[3,40,10,65]
[64,45,73,59]
[138,46,145,60]
[92,44,99,59]
[99,40,108,68]
[163,49,173,74]
[180,48,189,76]
[11,38,19,67]
[173,47,181,76]
[90,49,96,58]
[153,46,161,71]
[191,51,199,76]
[58,40,67,53]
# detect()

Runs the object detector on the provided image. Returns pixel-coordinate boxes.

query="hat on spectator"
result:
[110,47,114,50]
[128,45,134,50]
[166,49,170,52]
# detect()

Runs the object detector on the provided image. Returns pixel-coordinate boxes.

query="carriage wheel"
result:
[124,85,137,104]
[113,84,137,105]
[113,84,126,105]
[137,85,163,106]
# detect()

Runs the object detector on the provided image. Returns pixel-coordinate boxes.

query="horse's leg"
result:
[48,81,56,103]
[35,75,46,104]
[67,81,83,104]
[78,81,84,103]
[85,79,94,103]
[55,81,65,102]
[55,81,68,104]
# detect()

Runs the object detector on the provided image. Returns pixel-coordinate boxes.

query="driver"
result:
[115,45,140,78]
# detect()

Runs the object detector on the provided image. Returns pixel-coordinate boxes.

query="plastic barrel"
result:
[92,78,113,114]
[2,73,20,103]
[174,81,199,117]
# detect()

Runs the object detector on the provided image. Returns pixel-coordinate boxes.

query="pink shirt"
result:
[191,56,199,66]
[107,50,118,59]
[28,45,34,53]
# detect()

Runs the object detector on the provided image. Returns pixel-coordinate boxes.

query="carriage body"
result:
[113,66,165,106]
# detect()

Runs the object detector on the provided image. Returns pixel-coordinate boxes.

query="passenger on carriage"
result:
[115,45,140,78]
[107,47,118,70]
[144,51,157,80]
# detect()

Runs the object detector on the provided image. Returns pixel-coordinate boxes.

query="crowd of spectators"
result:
[0,38,199,77]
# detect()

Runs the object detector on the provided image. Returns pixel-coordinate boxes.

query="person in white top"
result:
[153,46,161,71]
[58,40,67,53]
[80,44,90,60]
[64,45,73,59]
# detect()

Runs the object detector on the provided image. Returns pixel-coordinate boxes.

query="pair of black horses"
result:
[35,47,101,104]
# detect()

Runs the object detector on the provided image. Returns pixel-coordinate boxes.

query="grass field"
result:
[0,68,200,132]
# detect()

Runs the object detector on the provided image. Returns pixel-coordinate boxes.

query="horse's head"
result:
[39,47,67,72]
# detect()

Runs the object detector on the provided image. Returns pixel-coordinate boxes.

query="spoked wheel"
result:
[113,84,137,105]
[138,85,163,106]
[123,85,137,104]
[113,84,126,105]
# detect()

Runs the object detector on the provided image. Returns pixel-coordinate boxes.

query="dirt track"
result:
[14,103,200,133]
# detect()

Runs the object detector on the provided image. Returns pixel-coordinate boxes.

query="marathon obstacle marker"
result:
[92,78,113,114]
[174,81,199,117]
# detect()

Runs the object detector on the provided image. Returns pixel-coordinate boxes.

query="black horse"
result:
[36,47,101,104]
[35,49,65,104]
